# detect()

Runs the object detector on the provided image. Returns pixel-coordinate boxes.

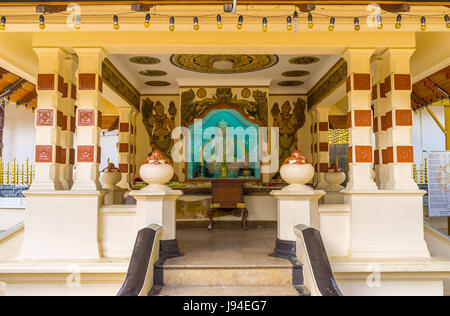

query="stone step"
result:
[155,265,295,286]
[155,285,309,296]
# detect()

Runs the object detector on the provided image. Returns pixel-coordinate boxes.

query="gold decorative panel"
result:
[171,54,278,74]
[289,56,320,65]
[129,56,161,65]
[282,70,310,77]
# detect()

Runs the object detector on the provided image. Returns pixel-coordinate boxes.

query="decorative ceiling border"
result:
[307,58,347,109]
[102,58,140,110]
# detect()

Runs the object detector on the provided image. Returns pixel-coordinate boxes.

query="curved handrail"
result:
[117,224,161,296]
[295,224,342,296]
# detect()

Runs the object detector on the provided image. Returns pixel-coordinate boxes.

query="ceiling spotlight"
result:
[376,15,383,29]
[445,15,450,28]
[237,15,243,30]
[354,17,360,31]
[169,16,175,31]
[395,14,402,29]
[420,16,426,31]
[0,16,5,31]
[193,17,199,30]
[216,14,222,29]
[328,17,335,31]
[287,16,293,31]
[74,14,81,30]
[307,13,313,28]
[144,13,150,28]
[262,17,268,32]
[113,15,119,30]
[39,14,45,29]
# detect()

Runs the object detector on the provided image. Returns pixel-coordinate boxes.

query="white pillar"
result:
[315,106,330,189]
[117,106,133,190]
[343,48,378,191]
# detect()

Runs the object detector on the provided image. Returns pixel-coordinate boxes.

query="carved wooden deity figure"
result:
[271,98,306,166]
[142,98,177,161]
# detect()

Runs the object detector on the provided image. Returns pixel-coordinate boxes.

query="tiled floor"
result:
[165,226,291,268]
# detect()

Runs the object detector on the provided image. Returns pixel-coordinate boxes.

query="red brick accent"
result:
[78,73,96,90]
[384,75,392,94]
[381,115,387,131]
[348,146,353,163]
[373,117,378,133]
[319,163,329,173]
[395,109,413,126]
[119,163,129,173]
[387,146,394,164]
[97,111,102,128]
[385,111,393,129]
[62,115,67,131]
[97,146,101,164]
[56,146,63,164]
[314,143,318,153]
[77,145,95,162]
[382,149,388,164]
[71,83,77,100]
[314,163,318,172]
[56,110,64,129]
[379,83,386,98]
[374,149,380,165]
[318,122,328,132]
[119,143,129,153]
[57,75,65,94]
[353,73,371,90]
[62,82,68,98]
[354,110,372,127]
[319,142,329,152]
[355,145,373,163]
[314,123,317,134]
[36,109,54,126]
[347,111,352,128]
[35,145,53,163]
[130,144,134,154]
[119,123,130,133]
[37,74,55,90]
[372,85,377,100]
[69,148,75,165]
[397,146,414,163]
[394,74,411,90]
[70,116,76,132]
[78,109,96,126]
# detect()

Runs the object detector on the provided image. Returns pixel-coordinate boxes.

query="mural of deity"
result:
[271,98,306,166]
[141,98,177,160]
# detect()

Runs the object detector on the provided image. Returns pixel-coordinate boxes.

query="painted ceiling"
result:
[107,53,341,95]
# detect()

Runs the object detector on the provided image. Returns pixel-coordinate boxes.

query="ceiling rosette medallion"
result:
[139,70,167,77]
[282,70,310,77]
[278,81,304,87]
[145,81,171,87]
[289,56,320,65]
[170,54,279,74]
[129,56,161,65]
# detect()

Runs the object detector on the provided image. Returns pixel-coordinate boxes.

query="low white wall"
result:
[319,204,350,257]
[0,207,25,231]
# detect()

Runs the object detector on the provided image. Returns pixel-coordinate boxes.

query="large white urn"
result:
[100,163,122,191]
[139,150,174,191]
[279,150,314,192]
[324,163,346,191]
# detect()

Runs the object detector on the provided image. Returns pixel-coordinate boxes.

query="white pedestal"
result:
[103,188,127,205]
[130,184,183,241]
[19,190,102,259]
[270,185,325,258]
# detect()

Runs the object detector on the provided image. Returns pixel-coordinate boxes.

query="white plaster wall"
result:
[99,130,119,172]
[2,105,35,164]
[412,106,445,166]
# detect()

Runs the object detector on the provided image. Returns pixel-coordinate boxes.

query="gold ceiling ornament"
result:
[145,81,171,87]
[241,88,251,98]
[282,70,310,77]
[289,56,320,65]
[139,70,167,77]
[129,56,161,65]
[196,88,207,98]
[170,54,278,74]
[278,80,304,87]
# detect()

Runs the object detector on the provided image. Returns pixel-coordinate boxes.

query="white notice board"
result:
[427,151,450,217]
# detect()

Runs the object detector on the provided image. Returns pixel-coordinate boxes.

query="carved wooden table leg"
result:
[242,208,249,230]
[207,208,213,230]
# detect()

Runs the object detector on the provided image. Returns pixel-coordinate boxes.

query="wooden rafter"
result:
[423,78,449,99]
[16,89,37,106]
[0,78,26,100]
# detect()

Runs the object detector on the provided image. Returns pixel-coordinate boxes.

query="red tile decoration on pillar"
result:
[57,75,65,94]
[347,111,352,128]
[78,73,97,90]
[56,111,64,129]
[71,83,77,100]
[379,83,386,98]
[354,110,372,127]
[382,149,388,164]
[395,109,413,126]
[36,109,54,126]
[319,142,329,152]
[384,75,392,94]
[394,74,411,90]
[387,146,394,164]
[373,117,379,133]
[119,163,128,173]
[77,145,95,162]
[314,143,318,153]
[372,85,377,100]
[119,123,130,133]
[319,163,329,173]
[70,116,76,132]
[61,147,67,164]
[35,145,53,163]
[385,111,393,129]
[348,146,353,163]
[374,149,380,165]
[37,74,55,90]
[318,122,328,132]
[78,109,96,126]
[314,123,317,133]
[97,146,101,164]
[396,146,414,163]
[130,144,134,154]
[119,143,129,153]
[97,111,102,128]
[55,146,62,164]
[62,82,68,98]
[381,115,387,131]
[69,148,75,164]
[353,73,371,90]
[355,146,373,163]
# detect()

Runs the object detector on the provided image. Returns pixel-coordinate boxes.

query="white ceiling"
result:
[107,53,341,95]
